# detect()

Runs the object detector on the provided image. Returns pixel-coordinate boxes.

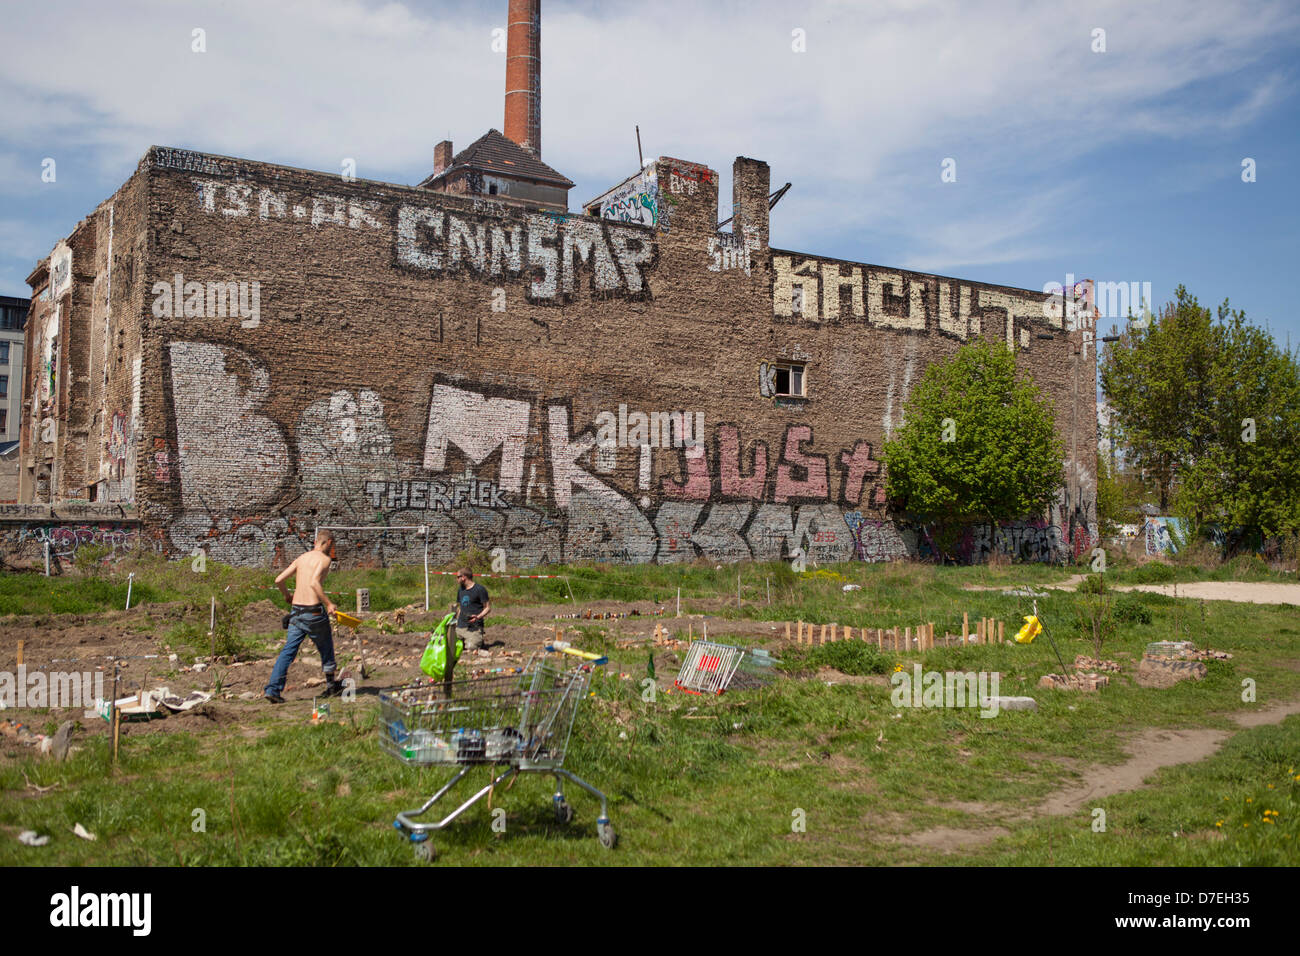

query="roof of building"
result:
[420,129,574,189]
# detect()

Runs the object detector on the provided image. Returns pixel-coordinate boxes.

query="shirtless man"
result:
[264,529,344,703]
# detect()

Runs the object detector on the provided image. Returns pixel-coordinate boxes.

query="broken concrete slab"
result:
[51,720,75,761]
[1039,673,1110,692]
[1137,656,1207,689]
[987,696,1038,712]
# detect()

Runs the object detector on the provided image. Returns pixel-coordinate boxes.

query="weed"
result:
[1114,596,1154,626]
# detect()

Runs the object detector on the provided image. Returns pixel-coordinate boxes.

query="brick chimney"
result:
[433,140,454,176]
[504,0,541,156]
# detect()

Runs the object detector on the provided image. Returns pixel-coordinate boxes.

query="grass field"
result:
[2,555,1297,865]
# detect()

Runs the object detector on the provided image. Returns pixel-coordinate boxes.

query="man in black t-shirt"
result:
[451,568,491,650]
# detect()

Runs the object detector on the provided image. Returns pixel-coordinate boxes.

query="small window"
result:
[0,409,6,433]
[0,373,7,397]
[774,363,805,397]
[0,341,8,363]
[488,184,498,195]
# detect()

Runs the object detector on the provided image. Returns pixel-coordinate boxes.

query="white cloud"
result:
[0,0,1294,277]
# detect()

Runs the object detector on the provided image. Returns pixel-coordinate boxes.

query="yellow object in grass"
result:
[333,610,363,629]
[1014,615,1042,644]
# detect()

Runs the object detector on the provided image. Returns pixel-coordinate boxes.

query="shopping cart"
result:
[674,640,745,695]
[381,653,615,858]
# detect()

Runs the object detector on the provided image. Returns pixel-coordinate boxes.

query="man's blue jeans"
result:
[265,606,336,696]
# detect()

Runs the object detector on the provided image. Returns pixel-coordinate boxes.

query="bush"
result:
[803,640,892,676]
[73,543,112,577]
[1114,595,1153,626]
[1129,561,1177,583]
[1077,574,1106,594]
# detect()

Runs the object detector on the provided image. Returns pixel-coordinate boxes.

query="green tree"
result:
[1176,307,1300,543]
[1102,286,1300,547]
[1099,286,1216,511]
[881,338,1065,560]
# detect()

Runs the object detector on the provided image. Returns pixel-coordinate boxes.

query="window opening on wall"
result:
[775,363,805,397]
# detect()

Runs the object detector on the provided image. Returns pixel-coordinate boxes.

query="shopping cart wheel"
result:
[554,800,574,824]
[597,822,617,849]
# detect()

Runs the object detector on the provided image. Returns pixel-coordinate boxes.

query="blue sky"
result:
[1,0,1297,345]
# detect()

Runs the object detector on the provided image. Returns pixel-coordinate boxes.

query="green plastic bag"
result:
[420,613,463,679]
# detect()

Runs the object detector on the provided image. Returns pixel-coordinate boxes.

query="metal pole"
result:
[125,572,134,610]
[676,587,681,618]
[44,541,50,576]
[423,527,430,612]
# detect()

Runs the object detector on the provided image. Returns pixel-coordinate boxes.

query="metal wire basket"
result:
[379,657,589,768]
[674,640,746,695]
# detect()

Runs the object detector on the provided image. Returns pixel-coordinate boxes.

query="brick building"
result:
[9,1,1096,569]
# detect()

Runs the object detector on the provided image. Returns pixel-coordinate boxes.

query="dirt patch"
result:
[1037,727,1232,816]
[814,667,890,687]
[242,599,287,634]
[905,696,1300,852]
[893,825,1012,850]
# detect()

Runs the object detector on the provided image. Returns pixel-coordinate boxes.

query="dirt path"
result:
[969,575,1300,605]
[899,696,1300,852]
[1106,581,1300,605]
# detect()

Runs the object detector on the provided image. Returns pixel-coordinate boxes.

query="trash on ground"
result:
[1014,615,1042,644]
[675,641,745,696]
[73,823,97,841]
[18,831,49,847]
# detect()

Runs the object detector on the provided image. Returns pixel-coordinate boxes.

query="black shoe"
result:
[320,679,345,699]
[264,692,284,704]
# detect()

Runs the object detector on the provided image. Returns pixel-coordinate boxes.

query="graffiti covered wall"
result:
[25,146,1096,568]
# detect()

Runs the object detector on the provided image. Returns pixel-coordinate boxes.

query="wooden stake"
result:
[999,620,1005,644]
[830,624,838,643]
[963,612,969,644]
[843,625,852,642]
[15,641,22,667]
[905,626,912,650]
[819,624,827,645]
[785,621,791,641]
[797,620,804,644]
[876,628,883,649]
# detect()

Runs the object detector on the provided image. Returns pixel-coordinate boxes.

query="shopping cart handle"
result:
[545,644,608,665]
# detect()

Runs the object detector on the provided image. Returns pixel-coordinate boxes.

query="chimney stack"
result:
[504,0,541,156]
[433,140,454,175]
